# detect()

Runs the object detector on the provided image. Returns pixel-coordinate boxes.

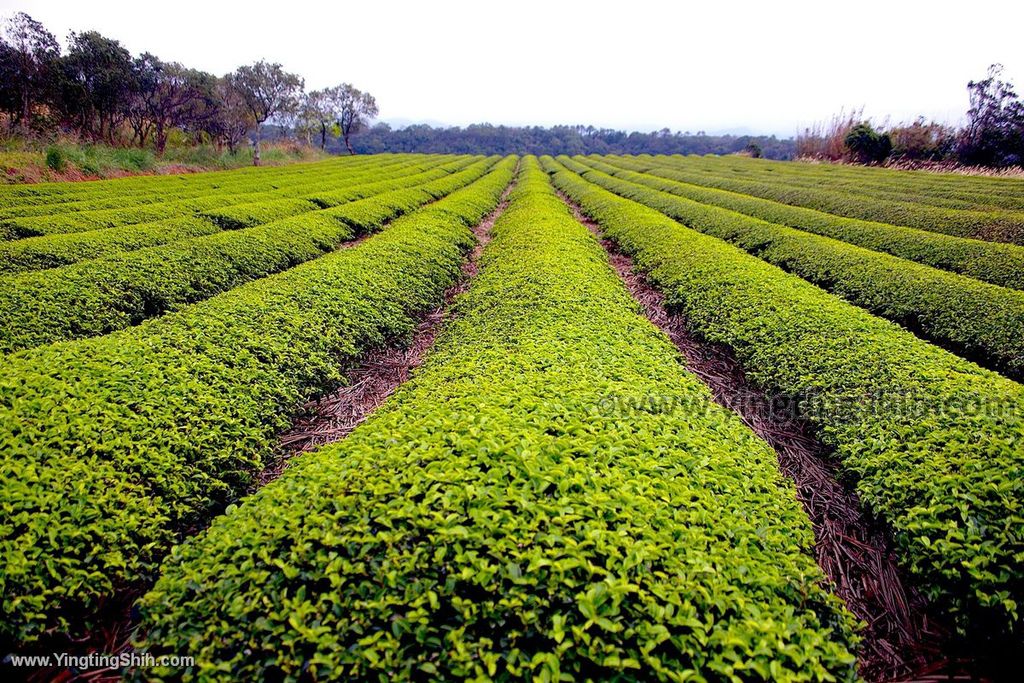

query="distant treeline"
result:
[334,124,797,159]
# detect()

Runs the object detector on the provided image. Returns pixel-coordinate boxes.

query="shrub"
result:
[112,147,156,172]
[44,146,65,172]
[844,123,892,164]
[888,118,956,161]
[795,108,861,160]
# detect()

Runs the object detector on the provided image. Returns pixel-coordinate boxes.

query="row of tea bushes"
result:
[612,155,1024,244]
[546,157,1024,642]
[0,154,396,213]
[137,158,857,681]
[0,158,496,352]
[563,157,1024,380]
[0,156,449,238]
[664,155,1024,212]
[0,158,517,648]
[590,156,1024,291]
[0,157,474,273]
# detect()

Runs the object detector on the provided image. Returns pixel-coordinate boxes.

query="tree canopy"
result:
[228,61,304,165]
[959,64,1024,166]
[335,84,378,154]
[0,12,379,165]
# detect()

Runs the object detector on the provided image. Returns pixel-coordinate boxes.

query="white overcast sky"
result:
[3,0,1022,136]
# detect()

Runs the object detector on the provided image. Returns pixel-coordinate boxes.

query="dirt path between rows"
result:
[265,174,516,475]
[555,191,967,683]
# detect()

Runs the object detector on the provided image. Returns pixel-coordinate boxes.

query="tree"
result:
[126,53,159,146]
[335,84,378,154]
[228,61,303,165]
[294,95,318,146]
[176,70,220,146]
[0,12,59,131]
[958,64,1024,167]
[209,77,253,154]
[844,122,891,164]
[299,87,342,150]
[0,39,20,127]
[138,56,216,154]
[59,30,135,141]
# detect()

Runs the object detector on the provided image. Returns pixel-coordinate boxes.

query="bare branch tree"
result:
[142,57,213,154]
[228,60,303,165]
[210,77,252,154]
[299,88,339,150]
[335,84,378,154]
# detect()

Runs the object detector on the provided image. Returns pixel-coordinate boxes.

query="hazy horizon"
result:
[3,0,1022,137]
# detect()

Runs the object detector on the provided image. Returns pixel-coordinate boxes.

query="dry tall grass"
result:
[795,107,864,160]
[882,158,1024,177]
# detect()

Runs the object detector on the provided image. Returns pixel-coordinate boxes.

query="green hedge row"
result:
[587,156,1024,291]
[195,159,474,228]
[0,193,246,239]
[298,158,473,208]
[136,157,857,682]
[194,158,477,228]
[663,155,1024,213]
[0,216,222,274]
[201,198,320,229]
[0,157,441,239]
[0,154,405,213]
[0,155,401,218]
[563,157,1024,380]
[0,157,496,353]
[0,157,517,648]
[0,158,473,274]
[687,155,1024,209]
[215,156,468,206]
[603,155,1024,245]
[545,157,1024,640]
